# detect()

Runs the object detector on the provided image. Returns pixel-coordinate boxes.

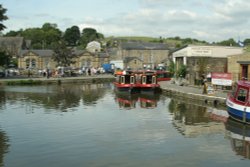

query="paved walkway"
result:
[159,81,228,101]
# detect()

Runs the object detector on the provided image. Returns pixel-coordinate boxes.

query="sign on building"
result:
[211,72,232,86]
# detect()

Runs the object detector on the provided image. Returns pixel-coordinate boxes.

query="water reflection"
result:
[225,118,250,159]
[0,129,9,167]
[169,99,227,137]
[0,83,110,112]
[114,93,160,109]
[0,91,6,110]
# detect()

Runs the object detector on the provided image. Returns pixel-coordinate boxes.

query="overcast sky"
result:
[1,0,250,42]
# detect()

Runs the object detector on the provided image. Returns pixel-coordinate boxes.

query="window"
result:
[142,76,146,84]
[31,59,36,68]
[25,59,36,69]
[130,76,135,84]
[152,76,156,84]
[237,88,248,102]
[25,59,30,69]
[121,76,125,84]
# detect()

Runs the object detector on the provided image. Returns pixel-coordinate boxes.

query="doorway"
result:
[241,65,248,80]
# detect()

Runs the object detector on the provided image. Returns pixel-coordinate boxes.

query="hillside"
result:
[105,36,208,49]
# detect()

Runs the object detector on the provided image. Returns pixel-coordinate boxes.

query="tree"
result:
[243,38,250,46]
[216,38,237,46]
[4,30,23,37]
[79,28,102,48]
[42,23,62,48]
[52,40,76,67]
[20,23,62,49]
[169,60,176,76]
[63,26,80,46]
[0,5,8,31]
[0,50,10,67]
[176,64,187,78]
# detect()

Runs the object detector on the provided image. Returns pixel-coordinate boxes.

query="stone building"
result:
[114,41,170,70]
[228,52,250,82]
[18,49,109,70]
[18,50,55,70]
[172,45,243,85]
[124,57,144,70]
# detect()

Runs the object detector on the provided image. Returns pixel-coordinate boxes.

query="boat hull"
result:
[140,87,162,94]
[114,83,140,94]
[226,98,250,124]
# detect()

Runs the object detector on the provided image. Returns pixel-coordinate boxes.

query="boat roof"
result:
[237,80,250,87]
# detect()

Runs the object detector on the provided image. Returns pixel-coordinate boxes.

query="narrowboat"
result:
[113,70,139,93]
[156,70,172,82]
[136,70,161,94]
[226,80,250,124]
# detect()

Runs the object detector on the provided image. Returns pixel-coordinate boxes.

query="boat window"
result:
[116,76,120,82]
[125,75,130,84]
[152,76,156,84]
[121,76,125,84]
[130,76,135,84]
[142,76,146,84]
[146,76,152,84]
[236,88,248,102]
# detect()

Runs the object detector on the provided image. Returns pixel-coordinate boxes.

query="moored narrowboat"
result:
[226,80,250,124]
[156,70,172,82]
[136,70,161,94]
[113,70,139,93]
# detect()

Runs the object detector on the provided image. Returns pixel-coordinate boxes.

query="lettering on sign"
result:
[191,47,212,56]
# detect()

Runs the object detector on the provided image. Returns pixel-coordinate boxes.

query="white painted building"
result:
[172,45,244,84]
[86,41,101,53]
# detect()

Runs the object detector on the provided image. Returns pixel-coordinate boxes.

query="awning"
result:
[237,61,250,64]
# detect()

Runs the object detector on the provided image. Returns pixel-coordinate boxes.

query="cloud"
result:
[3,0,250,42]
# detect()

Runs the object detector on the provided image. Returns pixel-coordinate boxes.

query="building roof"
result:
[20,49,109,58]
[124,56,143,63]
[120,41,169,50]
[0,37,26,56]
[20,50,54,57]
[172,45,244,58]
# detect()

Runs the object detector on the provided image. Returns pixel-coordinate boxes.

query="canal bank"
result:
[0,74,115,85]
[159,81,228,108]
[0,75,228,107]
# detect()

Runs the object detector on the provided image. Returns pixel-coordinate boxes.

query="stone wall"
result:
[116,49,169,69]
[186,57,227,85]
[228,53,250,81]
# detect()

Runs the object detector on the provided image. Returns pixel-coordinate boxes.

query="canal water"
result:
[0,83,249,167]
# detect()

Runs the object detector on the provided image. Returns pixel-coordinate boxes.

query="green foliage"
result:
[243,38,250,46]
[79,28,104,48]
[176,64,187,78]
[4,30,22,37]
[0,5,8,31]
[7,80,42,85]
[63,26,80,46]
[216,38,237,46]
[167,61,186,78]
[168,60,176,75]
[0,50,10,67]
[20,23,62,49]
[52,40,76,67]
